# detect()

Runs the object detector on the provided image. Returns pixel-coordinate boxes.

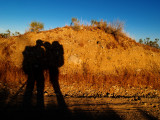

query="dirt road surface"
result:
[1,95,159,120]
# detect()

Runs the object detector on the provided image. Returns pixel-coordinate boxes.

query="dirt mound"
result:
[0,26,160,97]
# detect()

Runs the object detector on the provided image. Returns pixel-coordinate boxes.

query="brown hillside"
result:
[0,26,160,97]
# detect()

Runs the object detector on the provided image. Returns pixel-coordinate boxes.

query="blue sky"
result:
[0,0,160,42]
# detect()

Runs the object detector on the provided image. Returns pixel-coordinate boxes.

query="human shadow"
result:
[43,41,67,109]
[22,40,67,111]
[20,40,123,119]
[22,40,45,110]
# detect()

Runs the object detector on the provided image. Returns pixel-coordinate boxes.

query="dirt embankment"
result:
[0,26,160,97]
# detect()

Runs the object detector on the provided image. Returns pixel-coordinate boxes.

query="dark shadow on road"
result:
[1,99,123,120]
[70,103,122,120]
[138,109,158,120]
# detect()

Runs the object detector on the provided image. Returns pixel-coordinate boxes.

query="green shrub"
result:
[0,29,11,38]
[6,29,11,37]
[29,21,44,32]
[139,38,160,49]
[71,18,78,26]
[71,17,81,31]
[91,20,98,26]
[0,33,9,38]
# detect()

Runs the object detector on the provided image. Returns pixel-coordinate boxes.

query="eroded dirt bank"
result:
[0,26,160,92]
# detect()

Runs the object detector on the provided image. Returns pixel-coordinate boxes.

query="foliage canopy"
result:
[29,21,44,32]
[139,38,159,49]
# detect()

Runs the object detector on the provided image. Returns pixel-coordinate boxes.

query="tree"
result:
[29,21,44,32]
[91,20,98,26]
[70,17,81,31]
[139,39,143,44]
[15,31,20,36]
[6,29,11,37]
[145,38,150,45]
[155,38,159,43]
[70,17,80,26]
[139,38,159,49]
[153,38,159,48]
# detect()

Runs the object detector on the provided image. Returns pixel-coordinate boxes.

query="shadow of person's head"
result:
[52,41,60,48]
[36,39,44,47]
[43,42,52,50]
[52,41,64,67]
[22,39,45,74]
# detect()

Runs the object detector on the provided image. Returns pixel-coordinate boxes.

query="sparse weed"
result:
[71,18,125,39]
[72,24,81,31]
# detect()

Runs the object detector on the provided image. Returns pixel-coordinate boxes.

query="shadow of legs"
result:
[36,73,45,110]
[23,71,45,111]
[23,74,35,109]
[49,68,67,109]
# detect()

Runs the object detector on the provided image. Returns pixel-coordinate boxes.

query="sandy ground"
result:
[1,95,160,120]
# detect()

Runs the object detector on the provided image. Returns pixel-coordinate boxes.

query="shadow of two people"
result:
[22,39,66,110]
